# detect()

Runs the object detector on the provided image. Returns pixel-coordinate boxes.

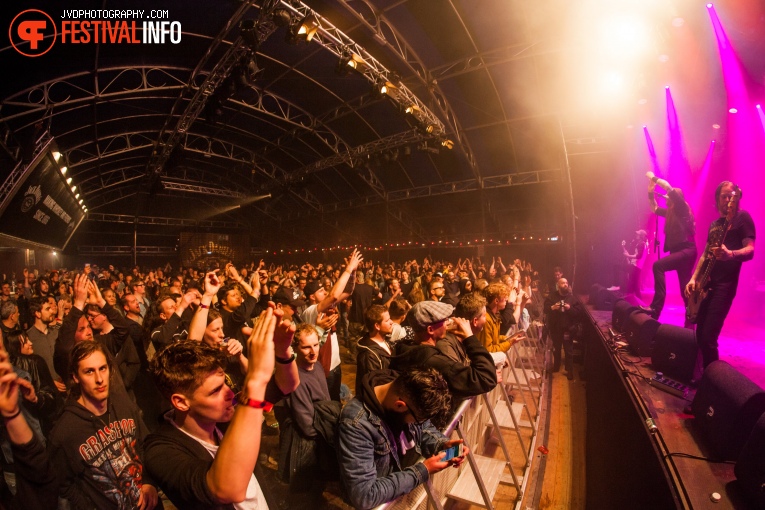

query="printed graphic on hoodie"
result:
[79,418,142,508]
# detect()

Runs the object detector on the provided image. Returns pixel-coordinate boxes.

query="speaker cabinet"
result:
[612,299,638,333]
[691,360,765,460]
[624,310,660,357]
[735,413,765,509]
[651,324,698,383]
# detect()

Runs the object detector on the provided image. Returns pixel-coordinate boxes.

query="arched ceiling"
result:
[3,0,761,252]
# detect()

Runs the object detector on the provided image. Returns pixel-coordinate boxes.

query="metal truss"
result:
[86,213,246,229]
[333,0,480,179]
[161,181,247,199]
[429,44,563,82]
[278,0,445,136]
[0,134,52,215]
[0,67,189,124]
[292,169,562,218]
[78,245,177,256]
[146,3,277,175]
[291,129,431,179]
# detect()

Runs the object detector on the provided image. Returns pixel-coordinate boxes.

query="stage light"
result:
[52,251,56,256]
[405,105,420,115]
[288,14,319,44]
[71,185,76,192]
[75,193,79,199]
[665,85,670,89]
[60,166,67,175]
[757,104,762,109]
[52,151,61,161]
[729,108,738,113]
[713,124,721,129]
[441,139,454,150]
[707,3,713,8]
[66,177,72,184]
[78,199,83,204]
[272,9,292,27]
[598,15,650,58]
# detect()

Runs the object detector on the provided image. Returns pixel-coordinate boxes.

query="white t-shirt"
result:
[173,422,268,510]
[301,304,341,371]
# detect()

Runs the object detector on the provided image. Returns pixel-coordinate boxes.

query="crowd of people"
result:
[0,252,580,509]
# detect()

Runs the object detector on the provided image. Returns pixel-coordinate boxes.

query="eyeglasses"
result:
[86,313,103,321]
[402,400,427,424]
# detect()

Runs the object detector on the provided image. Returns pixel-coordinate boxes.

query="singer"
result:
[643,172,697,324]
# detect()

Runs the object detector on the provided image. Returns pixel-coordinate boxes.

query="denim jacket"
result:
[337,396,447,510]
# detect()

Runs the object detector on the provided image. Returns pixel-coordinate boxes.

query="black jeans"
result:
[696,281,737,368]
[650,246,697,317]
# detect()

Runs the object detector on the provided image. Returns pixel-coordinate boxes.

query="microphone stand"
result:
[652,191,665,260]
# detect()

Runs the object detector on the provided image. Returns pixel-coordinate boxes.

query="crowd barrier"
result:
[373,324,549,510]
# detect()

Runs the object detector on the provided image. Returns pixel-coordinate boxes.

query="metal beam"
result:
[78,245,177,256]
[161,181,247,199]
[86,213,247,229]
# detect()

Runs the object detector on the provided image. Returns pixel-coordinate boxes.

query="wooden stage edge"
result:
[584,298,761,510]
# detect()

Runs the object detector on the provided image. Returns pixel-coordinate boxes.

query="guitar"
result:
[686,192,739,323]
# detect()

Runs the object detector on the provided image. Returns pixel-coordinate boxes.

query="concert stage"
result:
[582,292,765,510]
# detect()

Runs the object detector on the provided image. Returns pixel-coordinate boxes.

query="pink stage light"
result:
[729,108,738,113]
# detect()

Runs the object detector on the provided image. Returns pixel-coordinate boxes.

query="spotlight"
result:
[336,52,366,76]
[372,79,396,98]
[665,85,670,89]
[75,193,79,199]
[71,185,76,192]
[52,251,56,256]
[405,105,420,115]
[729,108,738,114]
[239,19,259,49]
[288,14,319,44]
[78,199,83,205]
[441,139,454,150]
[272,9,292,27]
[52,151,61,161]
[713,124,721,129]
[66,177,72,184]
[706,3,712,8]
[60,166,67,175]
[756,104,761,109]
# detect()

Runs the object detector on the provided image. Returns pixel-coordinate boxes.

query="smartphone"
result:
[442,443,464,461]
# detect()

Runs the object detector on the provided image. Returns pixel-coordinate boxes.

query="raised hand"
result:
[204,271,221,297]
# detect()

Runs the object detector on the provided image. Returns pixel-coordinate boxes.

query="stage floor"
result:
[589,290,764,510]
[620,289,765,389]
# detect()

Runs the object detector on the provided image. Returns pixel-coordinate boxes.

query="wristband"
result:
[275,352,297,364]
[199,303,209,309]
[241,398,273,412]
[2,408,21,420]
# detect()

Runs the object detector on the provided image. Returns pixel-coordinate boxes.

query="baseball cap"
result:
[303,280,323,297]
[272,286,306,308]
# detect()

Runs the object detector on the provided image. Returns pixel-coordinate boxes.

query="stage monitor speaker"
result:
[735,412,765,509]
[612,299,638,333]
[590,284,618,311]
[624,310,660,357]
[651,324,698,383]
[691,360,765,461]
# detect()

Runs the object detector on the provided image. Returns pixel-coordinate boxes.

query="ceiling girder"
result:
[86,213,247,229]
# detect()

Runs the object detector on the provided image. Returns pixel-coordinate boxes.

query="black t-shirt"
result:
[348,283,377,323]
[656,188,695,252]
[709,210,755,283]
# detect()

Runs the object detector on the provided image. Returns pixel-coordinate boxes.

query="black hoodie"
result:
[48,392,153,510]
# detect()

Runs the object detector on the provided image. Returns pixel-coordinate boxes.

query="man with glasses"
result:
[130,280,150,318]
[336,368,466,510]
[685,181,755,369]
[428,280,445,302]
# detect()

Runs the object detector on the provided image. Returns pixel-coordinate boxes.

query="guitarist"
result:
[685,181,755,368]
[644,172,697,323]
